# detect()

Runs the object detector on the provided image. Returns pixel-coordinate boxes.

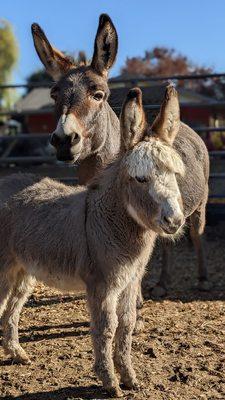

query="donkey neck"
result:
[77,102,120,185]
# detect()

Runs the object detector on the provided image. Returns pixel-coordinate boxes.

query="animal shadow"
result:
[0,321,90,351]
[1,384,115,400]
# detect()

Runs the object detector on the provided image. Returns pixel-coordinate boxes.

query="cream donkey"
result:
[0,86,186,397]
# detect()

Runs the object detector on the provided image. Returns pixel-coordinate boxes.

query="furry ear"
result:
[31,23,74,81]
[151,84,180,144]
[120,87,147,151]
[91,14,118,77]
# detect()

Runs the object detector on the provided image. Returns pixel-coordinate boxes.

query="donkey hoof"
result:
[3,343,31,365]
[132,382,141,391]
[106,385,123,398]
[12,348,31,365]
[122,378,140,391]
[198,280,212,292]
[14,354,31,365]
[151,285,167,298]
[133,317,144,334]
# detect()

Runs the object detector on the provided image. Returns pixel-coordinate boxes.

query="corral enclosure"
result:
[0,75,225,400]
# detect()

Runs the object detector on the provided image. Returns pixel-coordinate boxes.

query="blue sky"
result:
[2,0,225,84]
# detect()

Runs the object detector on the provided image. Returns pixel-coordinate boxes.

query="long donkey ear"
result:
[31,23,74,81]
[91,14,118,77]
[120,88,146,151]
[151,84,180,144]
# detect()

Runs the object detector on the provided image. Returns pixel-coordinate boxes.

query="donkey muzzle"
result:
[50,133,77,162]
[50,131,81,146]
[160,215,184,234]
[50,132,82,162]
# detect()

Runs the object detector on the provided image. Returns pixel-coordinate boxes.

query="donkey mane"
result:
[125,138,185,178]
[89,138,185,193]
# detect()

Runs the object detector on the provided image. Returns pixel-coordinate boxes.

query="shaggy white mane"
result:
[125,139,185,178]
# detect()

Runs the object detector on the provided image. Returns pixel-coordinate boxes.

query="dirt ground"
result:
[0,222,225,400]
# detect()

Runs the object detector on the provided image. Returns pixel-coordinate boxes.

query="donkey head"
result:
[31,14,118,162]
[120,85,185,235]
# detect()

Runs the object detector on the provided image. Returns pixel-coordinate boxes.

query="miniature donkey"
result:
[0,87,187,397]
[31,14,210,297]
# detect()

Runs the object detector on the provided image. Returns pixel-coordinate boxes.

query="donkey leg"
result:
[87,287,122,398]
[134,279,144,334]
[0,277,12,319]
[151,241,172,297]
[114,280,139,390]
[189,207,211,291]
[2,271,36,364]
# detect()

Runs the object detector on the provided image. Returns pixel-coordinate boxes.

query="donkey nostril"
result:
[163,215,184,228]
[163,216,171,225]
[50,133,59,147]
[71,132,80,144]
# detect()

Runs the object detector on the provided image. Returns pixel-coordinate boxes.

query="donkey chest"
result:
[99,242,152,290]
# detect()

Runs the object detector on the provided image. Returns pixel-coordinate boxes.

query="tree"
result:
[121,47,212,78]
[0,20,18,108]
[121,47,219,97]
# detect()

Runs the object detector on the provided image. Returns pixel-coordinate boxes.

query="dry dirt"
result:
[0,223,225,400]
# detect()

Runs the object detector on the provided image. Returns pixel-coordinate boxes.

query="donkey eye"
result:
[93,91,104,101]
[135,176,149,183]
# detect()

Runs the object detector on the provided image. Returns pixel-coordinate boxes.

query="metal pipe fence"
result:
[0,71,225,89]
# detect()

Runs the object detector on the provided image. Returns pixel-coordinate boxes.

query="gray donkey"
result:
[0,86,187,397]
[31,14,210,297]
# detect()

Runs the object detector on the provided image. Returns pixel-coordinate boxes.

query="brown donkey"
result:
[0,87,186,397]
[31,14,120,185]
